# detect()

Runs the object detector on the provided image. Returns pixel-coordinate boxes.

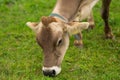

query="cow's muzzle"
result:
[42,66,61,77]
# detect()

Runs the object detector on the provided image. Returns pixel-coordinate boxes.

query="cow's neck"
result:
[51,0,82,22]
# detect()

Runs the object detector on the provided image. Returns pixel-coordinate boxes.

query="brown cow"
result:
[26,0,113,77]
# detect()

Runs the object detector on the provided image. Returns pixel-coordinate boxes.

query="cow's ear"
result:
[65,22,89,36]
[26,22,40,32]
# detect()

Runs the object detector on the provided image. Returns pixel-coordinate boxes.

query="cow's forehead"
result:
[36,22,63,50]
[40,22,63,37]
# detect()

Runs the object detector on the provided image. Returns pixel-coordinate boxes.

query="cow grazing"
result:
[26,0,113,77]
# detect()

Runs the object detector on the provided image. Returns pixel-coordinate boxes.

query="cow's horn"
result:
[41,16,57,26]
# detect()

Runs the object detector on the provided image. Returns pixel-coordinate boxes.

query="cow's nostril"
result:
[52,70,56,75]
[43,71,49,76]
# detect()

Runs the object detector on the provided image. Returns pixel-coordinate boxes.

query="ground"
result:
[0,0,120,80]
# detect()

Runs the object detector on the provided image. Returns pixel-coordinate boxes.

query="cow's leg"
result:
[73,12,94,47]
[87,11,95,29]
[101,0,113,39]
[74,32,83,47]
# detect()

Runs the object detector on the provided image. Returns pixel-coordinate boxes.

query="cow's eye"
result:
[57,38,63,46]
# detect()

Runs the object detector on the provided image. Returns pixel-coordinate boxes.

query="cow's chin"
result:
[42,66,61,77]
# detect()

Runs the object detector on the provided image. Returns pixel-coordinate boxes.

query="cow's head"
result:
[26,16,89,77]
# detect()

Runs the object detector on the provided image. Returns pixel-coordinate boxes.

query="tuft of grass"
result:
[0,0,120,80]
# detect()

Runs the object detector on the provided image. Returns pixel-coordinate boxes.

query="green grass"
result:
[0,0,120,80]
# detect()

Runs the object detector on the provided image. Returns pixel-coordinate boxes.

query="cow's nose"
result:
[42,66,61,76]
[43,70,56,77]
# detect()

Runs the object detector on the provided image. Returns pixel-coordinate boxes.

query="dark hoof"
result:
[105,33,115,40]
[74,40,83,48]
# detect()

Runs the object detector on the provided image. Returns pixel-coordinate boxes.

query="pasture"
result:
[0,0,120,80]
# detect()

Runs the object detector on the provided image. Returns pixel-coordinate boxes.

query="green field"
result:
[0,0,120,80]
